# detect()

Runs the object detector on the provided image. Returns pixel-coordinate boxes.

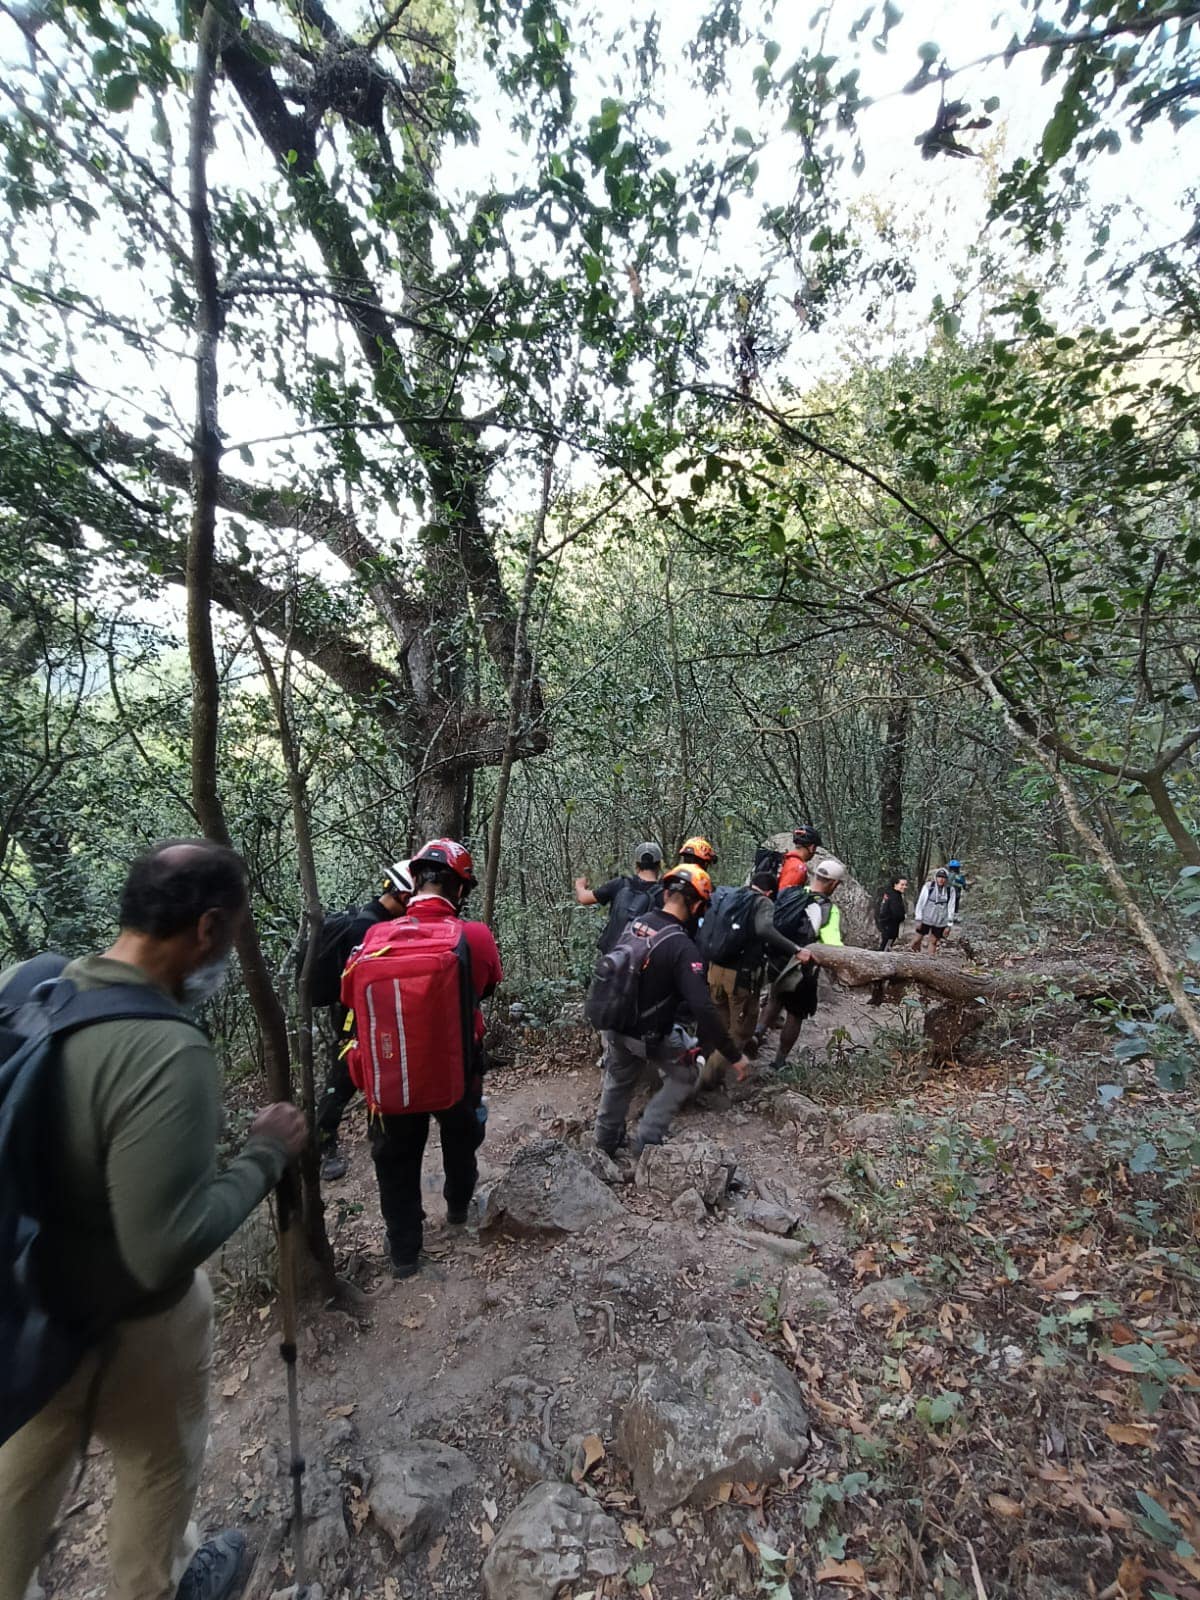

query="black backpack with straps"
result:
[598,877,656,955]
[698,885,761,969]
[774,886,820,945]
[0,955,199,1445]
[585,919,683,1036]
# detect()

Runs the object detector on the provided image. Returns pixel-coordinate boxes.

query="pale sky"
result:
[0,0,1195,614]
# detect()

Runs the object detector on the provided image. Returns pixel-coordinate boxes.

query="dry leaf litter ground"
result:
[33,913,1200,1600]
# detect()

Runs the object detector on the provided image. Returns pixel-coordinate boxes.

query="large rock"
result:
[635,1135,735,1207]
[843,1111,900,1143]
[854,1275,930,1313]
[730,1193,796,1236]
[616,1321,809,1515]
[482,1482,624,1600]
[770,1091,827,1128]
[780,1264,838,1322]
[369,1442,476,1555]
[480,1140,626,1235]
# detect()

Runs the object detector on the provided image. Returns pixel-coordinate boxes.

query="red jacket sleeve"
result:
[464,921,502,1000]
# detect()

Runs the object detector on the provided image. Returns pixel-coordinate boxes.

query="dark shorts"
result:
[916,922,946,941]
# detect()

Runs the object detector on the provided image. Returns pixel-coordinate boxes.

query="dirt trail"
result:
[40,988,892,1599]
[39,949,1199,1600]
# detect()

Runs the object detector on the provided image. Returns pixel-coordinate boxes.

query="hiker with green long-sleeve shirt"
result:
[0,841,307,1600]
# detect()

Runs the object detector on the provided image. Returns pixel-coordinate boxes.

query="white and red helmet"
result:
[411,837,477,888]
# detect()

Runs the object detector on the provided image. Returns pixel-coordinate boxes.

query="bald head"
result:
[119,839,248,940]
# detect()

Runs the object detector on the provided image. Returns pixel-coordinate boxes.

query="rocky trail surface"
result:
[40,964,1200,1600]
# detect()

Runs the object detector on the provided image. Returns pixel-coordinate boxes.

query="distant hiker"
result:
[588,863,750,1156]
[876,874,908,950]
[911,868,957,953]
[574,842,663,953]
[0,840,307,1600]
[308,860,414,1181]
[947,859,968,920]
[341,839,501,1281]
[699,864,801,1083]
[777,823,822,892]
[757,857,847,1075]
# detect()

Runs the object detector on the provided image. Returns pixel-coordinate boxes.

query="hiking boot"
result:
[320,1145,349,1182]
[446,1206,469,1226]
[391,1256,420,1280]
[175,1530,246,1600]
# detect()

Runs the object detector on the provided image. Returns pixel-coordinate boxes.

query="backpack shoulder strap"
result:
[0,953,70,1016]
[43,982,202,1039]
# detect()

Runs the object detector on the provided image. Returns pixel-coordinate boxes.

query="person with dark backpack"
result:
[341,838,501,1280]
[699,864,800,1083]
[306,859,413,1182]
[573,842,663,953]
[0,841,307,1600]
[588,864,750,1156]
[754,857,848,1074]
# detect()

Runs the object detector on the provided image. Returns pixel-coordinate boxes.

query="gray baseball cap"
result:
[635,841,664,867]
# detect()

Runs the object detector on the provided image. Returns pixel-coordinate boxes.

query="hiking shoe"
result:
[175,1530,246,1600]
[320,1146,349,1182]
[446,1206,469,1226]
[391,1256,420,1280]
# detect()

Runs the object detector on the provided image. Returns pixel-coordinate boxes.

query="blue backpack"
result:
[0,955,192,1445]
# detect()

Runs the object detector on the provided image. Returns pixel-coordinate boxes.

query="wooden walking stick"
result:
[276,1168,309,1596]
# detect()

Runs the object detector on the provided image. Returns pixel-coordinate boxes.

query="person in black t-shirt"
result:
[593,864,750,1156]
[574,841,663,954]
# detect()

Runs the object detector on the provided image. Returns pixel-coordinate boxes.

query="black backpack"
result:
[698,885,760,969]
[753,845,785,889]
[300,906,387,1008]
[585,920,684,1035]
[598,877,656,955]
[774,887,820,945]
[0,955,197,1445]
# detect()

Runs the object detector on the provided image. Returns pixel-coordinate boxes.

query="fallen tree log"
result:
[801,943,1141,1004]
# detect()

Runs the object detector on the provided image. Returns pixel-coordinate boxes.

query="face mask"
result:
[181,953,232,1007]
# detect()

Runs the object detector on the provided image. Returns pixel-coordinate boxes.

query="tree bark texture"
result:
[879,696,909,871]
[185,5,297,1120]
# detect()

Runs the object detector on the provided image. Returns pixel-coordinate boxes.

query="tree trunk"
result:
[1143,769,1200,867]
[186,5,326,1295]
[802,942,1139,1003]
[879,696,909,871]
[971,655,1200,1049]
[481,448,554,926]
[245,621,338,1295]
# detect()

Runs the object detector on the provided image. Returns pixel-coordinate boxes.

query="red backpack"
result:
[340,916,474,1115]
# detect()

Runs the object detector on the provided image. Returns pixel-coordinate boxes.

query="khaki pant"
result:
[0,1272,213,1600]
[705,964,760,1076]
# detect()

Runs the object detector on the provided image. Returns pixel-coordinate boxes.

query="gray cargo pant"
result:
[594,1029,699,1152]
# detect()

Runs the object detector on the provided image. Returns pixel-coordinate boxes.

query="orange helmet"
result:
[662,862,714,905]
[678,836,718,866]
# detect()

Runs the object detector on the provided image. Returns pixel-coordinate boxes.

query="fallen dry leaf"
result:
[815,1557,867,1587]
[480,1522,494,1547]
[325,1403,356,1419]
[987,1493,1023,1518]
[220,1363,250,1399]
[1105,1421,1157,1448]
[571,1434,606,1484]
[483,1496,498,1522]
[623,1521,647,1549]
[426,1534,446,1574]
[1117,1553,1147,1599]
